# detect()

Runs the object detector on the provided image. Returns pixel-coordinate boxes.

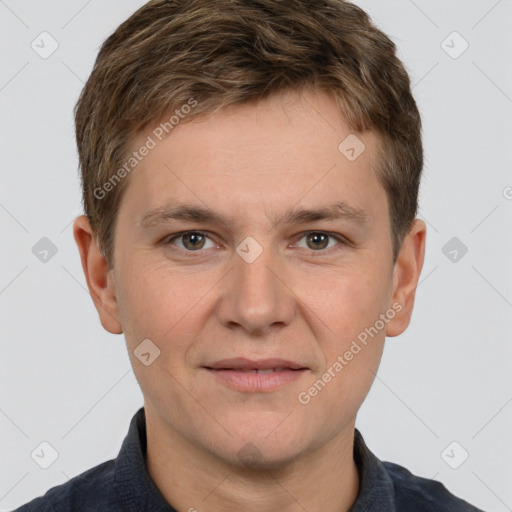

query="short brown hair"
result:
[74,0,423,268]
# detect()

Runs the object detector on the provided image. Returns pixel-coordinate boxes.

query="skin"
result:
[74,87,426,512]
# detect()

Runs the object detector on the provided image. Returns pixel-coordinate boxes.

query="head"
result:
[73,0,426,469]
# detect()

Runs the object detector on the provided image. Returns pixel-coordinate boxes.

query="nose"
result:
[215,242,296,335]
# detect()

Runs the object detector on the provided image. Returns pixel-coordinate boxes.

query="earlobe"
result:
[72,215,123,334]
[386,219,426,337]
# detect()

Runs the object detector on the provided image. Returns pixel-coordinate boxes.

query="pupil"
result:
[185,233,204,250]
[308,233,328,250]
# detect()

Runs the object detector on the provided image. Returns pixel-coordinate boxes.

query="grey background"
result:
[0,1,511,511]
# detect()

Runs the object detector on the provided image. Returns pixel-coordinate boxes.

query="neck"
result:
[145,408,360,512]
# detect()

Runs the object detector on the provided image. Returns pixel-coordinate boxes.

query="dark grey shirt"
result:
[12,406,484,511]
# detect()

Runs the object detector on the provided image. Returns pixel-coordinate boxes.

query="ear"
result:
[386,219,426,337]
[72,215,123,334]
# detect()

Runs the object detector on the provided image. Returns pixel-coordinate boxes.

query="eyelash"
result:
[164,230,348,257]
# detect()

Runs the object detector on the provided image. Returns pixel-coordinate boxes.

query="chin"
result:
[229,442,306,471]
[211,425,309,470]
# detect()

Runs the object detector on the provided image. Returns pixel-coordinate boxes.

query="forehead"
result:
[120,89,386,223]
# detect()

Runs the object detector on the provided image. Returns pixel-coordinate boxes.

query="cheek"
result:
[114,261,181,346]
[115,260,218,366]
[314,263,391,404]
[294,339,384,450]
[301,262,392,346]
[114,266,160,337]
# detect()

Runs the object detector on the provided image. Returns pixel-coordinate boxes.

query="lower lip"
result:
[204,368,307,392]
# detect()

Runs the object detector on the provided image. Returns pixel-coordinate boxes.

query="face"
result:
[76,88,425,469]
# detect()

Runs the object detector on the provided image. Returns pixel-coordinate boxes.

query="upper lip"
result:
[203,357,308,371]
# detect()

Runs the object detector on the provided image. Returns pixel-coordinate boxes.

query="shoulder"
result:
[383,461,484,512]
[10,459,117,512]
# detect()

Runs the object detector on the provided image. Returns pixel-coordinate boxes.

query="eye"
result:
[166,231,217,252]
[164,230,347,256]
[293,231,345,252]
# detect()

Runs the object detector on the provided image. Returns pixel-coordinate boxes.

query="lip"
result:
[204,368,308,393]
[202,358,309,393]
[203,357,308,371]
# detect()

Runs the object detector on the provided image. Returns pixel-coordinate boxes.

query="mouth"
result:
[202,358,309,392]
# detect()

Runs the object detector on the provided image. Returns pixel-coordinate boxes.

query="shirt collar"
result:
[349,428,396,511]
[115,406,176,511]
[114,406,396,511]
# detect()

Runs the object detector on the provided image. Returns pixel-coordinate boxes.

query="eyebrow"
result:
[138,201,369,230]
